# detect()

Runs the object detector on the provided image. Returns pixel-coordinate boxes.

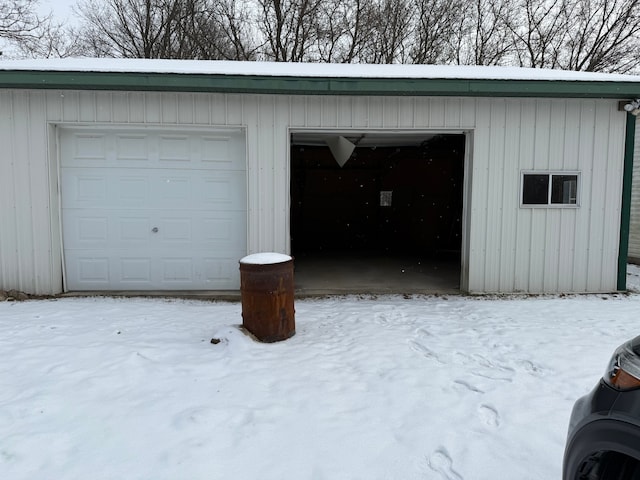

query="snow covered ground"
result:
[2,265,640,480]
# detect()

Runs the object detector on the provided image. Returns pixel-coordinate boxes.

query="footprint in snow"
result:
[453,379,484,394]
[428,448,463,480]
[478,404,500,427]
[374,313,390,326]
[414,326,433,337]
[408,340,443,363]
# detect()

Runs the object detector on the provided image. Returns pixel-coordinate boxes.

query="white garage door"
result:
[60,127,247,291]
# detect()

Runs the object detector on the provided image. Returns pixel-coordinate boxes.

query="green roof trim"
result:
[2,70,640,98]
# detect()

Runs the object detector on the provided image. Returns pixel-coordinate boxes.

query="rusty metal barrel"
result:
[239,253,295,343]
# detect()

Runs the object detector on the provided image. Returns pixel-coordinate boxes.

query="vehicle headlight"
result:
[604,336,640,391]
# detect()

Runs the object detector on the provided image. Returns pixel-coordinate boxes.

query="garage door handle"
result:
[152,227,159,233]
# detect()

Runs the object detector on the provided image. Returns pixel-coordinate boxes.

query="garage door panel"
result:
[74,133,107,161]
[201,257,239,286]
[198,172,247,209]
[65,251,243,290]
[202,137,231,164]
[115,134,149,162]
[117,176,150,205]
[160,258,193,283]
[61,171,109,208]
[65,254,111,287]
[119,217,152,242]
[158,135,191,163]
[65,210,247,251]
[120,258,152,283]
[61,127,247,291]
[61,129,245,170]
[158,217,193,243]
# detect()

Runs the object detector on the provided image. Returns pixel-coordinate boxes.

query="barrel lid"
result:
[240,253,292,265]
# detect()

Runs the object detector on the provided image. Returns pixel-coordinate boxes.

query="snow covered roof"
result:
[1,58,640,98]
[2,58,640,81]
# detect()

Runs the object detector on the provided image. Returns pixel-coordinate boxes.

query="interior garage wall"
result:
[0,89,626,294]
[629,120,640,264]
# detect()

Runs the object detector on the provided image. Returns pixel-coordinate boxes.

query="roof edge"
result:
[2,70,640,98]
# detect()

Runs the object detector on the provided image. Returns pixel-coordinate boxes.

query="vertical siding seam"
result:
[549,100,567,291]
[350,96,355,127]
[190,93,195,124]
[497,101,507,291]
[11,93,23,288]
[173,93,178,124]
[2,94,15,286]
[364,97,371,128]
[1,93,7,284]
[75,91,80,122]
[528,101,538,292]
[273,96,277,249]
[214,94,219,126]
[572,102,582,290]
[26,93,37,292]
[142,93,147,123]
[558,101,568,291]
[412,98,417,128]
[599,106,612,290]
[44,95,53,292]
[586,102,598,289]
[541,101,549,292]
[256,97,261,250]
[482,101,491,292]
[513,103,523,291]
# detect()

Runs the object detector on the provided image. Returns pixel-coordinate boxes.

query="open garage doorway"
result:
[290,131,467,295]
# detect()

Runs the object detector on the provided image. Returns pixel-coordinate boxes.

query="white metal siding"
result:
[630,120,640,262]
[0,89,627,294]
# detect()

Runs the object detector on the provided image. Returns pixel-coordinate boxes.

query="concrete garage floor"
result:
[293,253,461,296]
[61,254,460,299]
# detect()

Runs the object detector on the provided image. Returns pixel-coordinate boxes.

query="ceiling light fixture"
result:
[623,99,640,116]
[325,136,356,168]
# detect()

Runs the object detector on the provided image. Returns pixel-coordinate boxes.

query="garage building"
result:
[0,59,638,295]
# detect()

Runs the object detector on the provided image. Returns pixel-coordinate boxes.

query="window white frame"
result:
[520,171,581,208]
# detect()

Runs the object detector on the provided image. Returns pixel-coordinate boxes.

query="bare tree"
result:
[467,0,514,65]
[12,0,633,73]
[507,0,639,72]
[16,22,85,58]
[0,0,46,42]
[76,0,179,57]
[255,0,325,61]
[310,0,359,62]
[213,0,259,60]
[74,0,254,59]
[409,0,459,64]
[507,0,572,68]
[561,0,640,73]
[359,0,413,63]
[0,0,62,57]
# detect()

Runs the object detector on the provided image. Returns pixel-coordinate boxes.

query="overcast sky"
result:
[40,0,76,21]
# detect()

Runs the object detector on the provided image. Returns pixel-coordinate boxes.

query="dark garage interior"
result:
[290,133,466,294]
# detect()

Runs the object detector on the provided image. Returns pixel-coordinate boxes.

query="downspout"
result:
[618,113,637,290]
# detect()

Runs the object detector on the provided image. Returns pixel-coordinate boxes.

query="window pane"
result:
[522,174,549,204]
[551,175,578,204]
